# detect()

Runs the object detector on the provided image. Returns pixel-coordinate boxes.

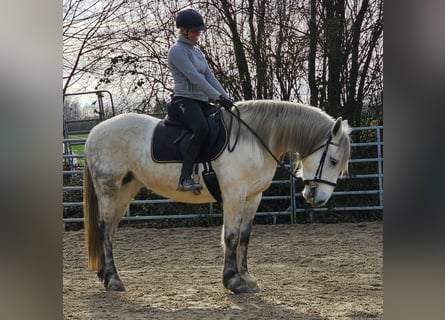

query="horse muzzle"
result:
[302,185,330,208]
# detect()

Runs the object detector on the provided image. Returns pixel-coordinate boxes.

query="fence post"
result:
[376,127,384,208]
[289,154,296,224]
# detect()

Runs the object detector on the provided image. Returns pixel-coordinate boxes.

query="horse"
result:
[83,99,351,294]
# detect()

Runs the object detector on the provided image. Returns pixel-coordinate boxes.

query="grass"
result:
[65,134,88,166]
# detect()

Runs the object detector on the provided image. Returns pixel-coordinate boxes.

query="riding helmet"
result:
[175,8,207,31]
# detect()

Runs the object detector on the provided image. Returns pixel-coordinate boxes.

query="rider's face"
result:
[187,29,201,44]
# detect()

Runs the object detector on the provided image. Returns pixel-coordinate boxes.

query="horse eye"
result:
[329,157,338,166]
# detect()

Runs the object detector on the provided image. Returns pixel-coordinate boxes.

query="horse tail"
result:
[83,158,103,271]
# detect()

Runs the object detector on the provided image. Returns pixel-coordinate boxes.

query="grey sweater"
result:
[168,35,228,102]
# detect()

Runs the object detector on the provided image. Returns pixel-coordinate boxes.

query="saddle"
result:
[152,108,228,163]
[151,108,228,202]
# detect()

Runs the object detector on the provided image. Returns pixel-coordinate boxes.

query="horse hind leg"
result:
[95,174,142,291]
[98,219,124,291]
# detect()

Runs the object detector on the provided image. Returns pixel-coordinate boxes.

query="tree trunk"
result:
[220,0,253,100]
[323,0,345,117]
[308,0,318,107]
[344,0,369,127]
[248,0,267,99]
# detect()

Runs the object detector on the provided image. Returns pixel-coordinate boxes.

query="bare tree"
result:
[92,1,183,113]
[63,97,82,121]
[306,0,383,125]
[322,0,346,117]
[308,0,319,106]
[270,1,308,101]
[63,0,383,126]
[212,0,254,100]
[205,0,309,101]
[344,0,383,127]
[63,0,127,96]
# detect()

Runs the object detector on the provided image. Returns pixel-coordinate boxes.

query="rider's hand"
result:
[219,95,234,110]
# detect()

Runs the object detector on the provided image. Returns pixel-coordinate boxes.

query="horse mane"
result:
[230,100,351,175]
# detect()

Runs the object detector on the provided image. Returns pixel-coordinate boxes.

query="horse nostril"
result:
[303,188,315,200]
[314,199,326,207]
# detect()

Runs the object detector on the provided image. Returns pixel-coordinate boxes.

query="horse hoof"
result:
[106,279,126,292]
[249,286,261,293]
[227,274,260,294]
[231,285,260,294]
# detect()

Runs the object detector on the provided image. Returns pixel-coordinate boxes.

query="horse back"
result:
[85,113,159,165]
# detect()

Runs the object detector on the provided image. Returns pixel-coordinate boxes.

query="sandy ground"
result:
[63,222,382,319]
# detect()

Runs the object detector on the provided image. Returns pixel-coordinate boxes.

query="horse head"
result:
[299,117,351,207]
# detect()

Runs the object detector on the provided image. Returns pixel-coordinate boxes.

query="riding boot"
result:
[177,137,203,194]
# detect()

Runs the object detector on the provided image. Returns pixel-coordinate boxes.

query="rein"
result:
[226,105,241,152]
[224,105,294,177]
[224,104,337,188]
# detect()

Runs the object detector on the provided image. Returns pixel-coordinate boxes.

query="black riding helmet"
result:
[175,8,207,31]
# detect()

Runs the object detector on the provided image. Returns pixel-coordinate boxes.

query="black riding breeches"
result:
[167,97,210,145]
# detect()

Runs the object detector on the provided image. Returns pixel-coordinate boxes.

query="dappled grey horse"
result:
[83,100,351,294]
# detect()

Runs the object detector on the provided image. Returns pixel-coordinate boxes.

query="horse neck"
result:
[289,107,334,157]
[233,101,333,158]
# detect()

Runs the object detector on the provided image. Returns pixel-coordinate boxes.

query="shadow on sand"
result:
[87,290,325,320]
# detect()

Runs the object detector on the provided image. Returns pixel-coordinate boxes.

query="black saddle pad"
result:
[151,113,228,163]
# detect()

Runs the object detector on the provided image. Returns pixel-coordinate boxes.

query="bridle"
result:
[300,135,339,188]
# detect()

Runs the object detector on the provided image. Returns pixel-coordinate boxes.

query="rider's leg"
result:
[168,98,209,193]
[177,135,203,192]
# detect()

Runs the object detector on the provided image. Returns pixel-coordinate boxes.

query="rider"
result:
[168,8,234,193]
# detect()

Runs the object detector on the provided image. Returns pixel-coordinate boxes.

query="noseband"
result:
[301,135,339,188]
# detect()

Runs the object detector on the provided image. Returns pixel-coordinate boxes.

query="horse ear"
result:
[332,117,343,137]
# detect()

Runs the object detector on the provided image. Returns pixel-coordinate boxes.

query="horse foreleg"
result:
[237,194,262,292]
[222,199,257,294]
[237,222,259,291]
[222,224,250,294]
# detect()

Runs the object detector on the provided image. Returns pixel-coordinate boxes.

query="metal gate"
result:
[63,125,383,224]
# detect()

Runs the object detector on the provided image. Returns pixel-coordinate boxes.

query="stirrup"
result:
[177,177,203,195]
